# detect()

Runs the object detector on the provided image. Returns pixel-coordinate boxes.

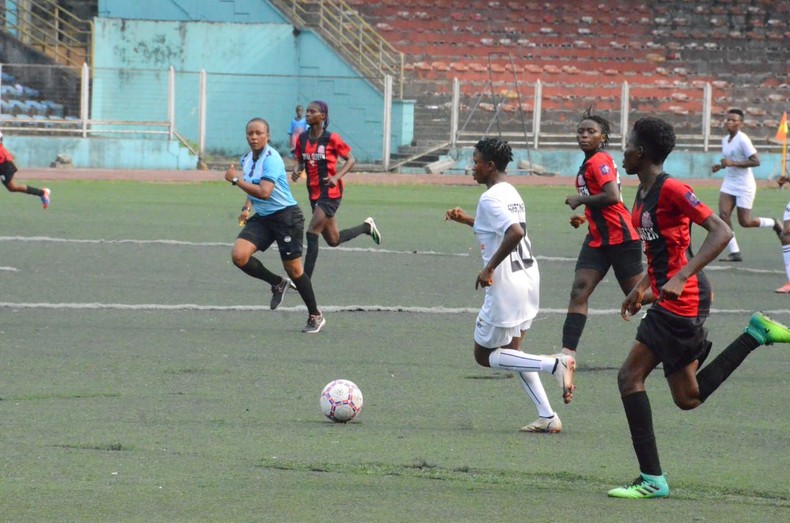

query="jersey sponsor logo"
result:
[685,191,702,207]
[637,227,660,241]
[637,211,659,240]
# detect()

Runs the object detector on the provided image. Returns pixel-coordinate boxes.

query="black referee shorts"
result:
[238,205,305,261]
[636,305,713,377]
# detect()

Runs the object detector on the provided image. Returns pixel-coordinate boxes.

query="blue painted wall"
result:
[93,0,414,163]
[5,135,196,169]
[442,148,785,181]
[98,0,286,23]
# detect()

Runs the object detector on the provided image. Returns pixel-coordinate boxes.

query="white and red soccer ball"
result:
[319,379,364,423]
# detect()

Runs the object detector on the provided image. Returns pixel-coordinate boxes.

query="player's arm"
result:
[721,152,760,169]
[238,197,252,225]
[240,178,274,200]
[621,272,651,320]
[445,207,474,227]
[327,151,356,188]
[476,222,523,289]
[566,180,621,210]
[290,138,305,181]
[660,213,732,301]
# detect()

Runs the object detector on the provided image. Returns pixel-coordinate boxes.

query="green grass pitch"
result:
[1,178,789,521]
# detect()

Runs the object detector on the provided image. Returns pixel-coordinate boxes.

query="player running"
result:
[561,109,645,361]
[445,138,575,433]
[291,100,381,280]
[0,131,50,208]
[608,116,790,499]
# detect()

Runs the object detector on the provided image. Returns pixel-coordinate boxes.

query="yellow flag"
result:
[777,112,788,144]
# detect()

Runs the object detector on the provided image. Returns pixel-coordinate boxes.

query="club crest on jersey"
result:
[685,191,701,207]
[637,211,659,241]
[600,165,610,175]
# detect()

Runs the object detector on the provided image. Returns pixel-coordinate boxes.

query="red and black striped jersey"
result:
[576,151,639,247]
[631,173,714,318]
[295,130,351,202]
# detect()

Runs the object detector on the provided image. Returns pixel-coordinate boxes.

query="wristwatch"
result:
[231,177,238,185]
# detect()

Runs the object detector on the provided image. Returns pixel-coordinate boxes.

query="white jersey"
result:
[473,182,539,327]
[720,130,757,196]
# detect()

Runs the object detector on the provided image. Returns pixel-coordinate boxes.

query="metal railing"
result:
[0,0,92,67]
[269,0,404,99]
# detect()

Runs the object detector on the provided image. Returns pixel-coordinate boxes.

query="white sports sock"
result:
[488,349,557,374]
[758,217,776,228]
[727,236,740,254]
[516,372,554,418]
[782,245,790,281]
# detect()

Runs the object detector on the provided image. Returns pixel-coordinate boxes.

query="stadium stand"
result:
[350,0,790,146]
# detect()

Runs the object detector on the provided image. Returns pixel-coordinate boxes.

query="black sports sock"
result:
[24,186,43,196]
[562,312,587,350]
[304,232,319,278]
[622,391,662,476]
[697,334,758,402]
[240,257,280,286]
[292,273,319,316]
[338,223,368,244]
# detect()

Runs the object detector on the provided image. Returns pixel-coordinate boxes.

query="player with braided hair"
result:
[291,100,382,280]
[446,138,576,433]
[560,109,647,361]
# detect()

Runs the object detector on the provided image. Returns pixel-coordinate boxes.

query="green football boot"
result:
[745,312,790,346]
[607,474,669,499]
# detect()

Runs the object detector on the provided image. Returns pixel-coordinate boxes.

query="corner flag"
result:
[777,112,788,144]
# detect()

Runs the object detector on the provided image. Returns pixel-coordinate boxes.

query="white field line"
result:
[0,266,19,272]
[0,235,584,260]
[4,236,785,272]
[0,302,787,316]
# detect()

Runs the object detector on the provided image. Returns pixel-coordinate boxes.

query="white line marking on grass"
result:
[0,266,19,272]
[0,236,470,257]
[706,264,784,275]
[2,302,788,316]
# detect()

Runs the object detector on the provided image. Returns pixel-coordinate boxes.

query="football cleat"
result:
[41,188,51,209]
[270,277,292,310]
[365,217,382,245]
[607,474,669,499]
[775,282,790,294]
[302,313,326,334]
[519,414,562,433]
[719,252,742,262]
[745,312,790,346]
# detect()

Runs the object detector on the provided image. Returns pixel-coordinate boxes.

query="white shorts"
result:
[474,315,533,349]
[720,179,756,209]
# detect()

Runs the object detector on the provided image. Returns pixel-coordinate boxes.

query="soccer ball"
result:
[319,379,364,423]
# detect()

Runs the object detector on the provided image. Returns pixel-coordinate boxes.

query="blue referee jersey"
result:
[241,145,297,216]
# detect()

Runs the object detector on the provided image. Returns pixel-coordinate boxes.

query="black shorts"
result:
[636,305,713,377]
[575,238,644,281]
[238,205,305,261]
[310,198,341,218]
[0,161,18,186]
